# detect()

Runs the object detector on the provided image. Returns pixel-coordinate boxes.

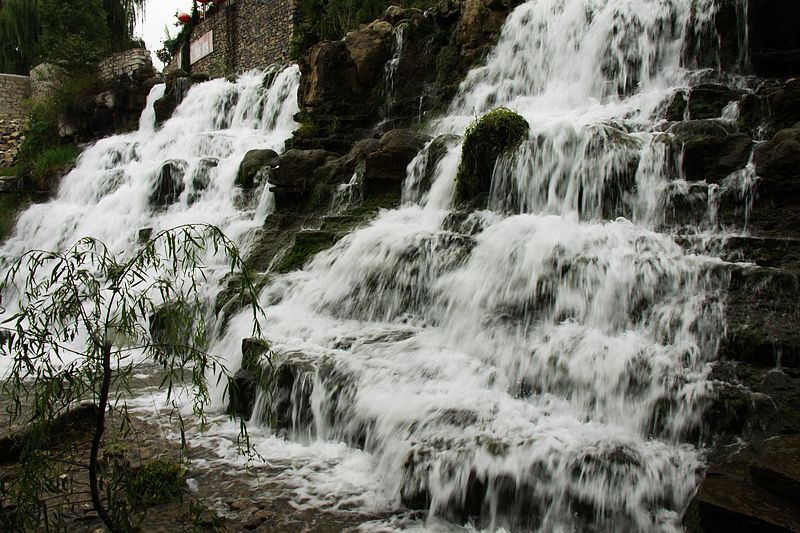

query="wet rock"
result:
[154,71,196,125]
[759,79,800,133]
[405,133,460,200]
[690,437,800,533]
[236,149,279,189]
[681,134,752,182]
[268,149,337,208]
[264,351,318,432]
[228,338,271,419]
[719,236,800,271]
[317,138,379,186]
[345,20,394,87]
[666,119,735,143]
[663,89,688,121]
[754,128,800,183]
[721,265,800,369]
[687,84,739,120]
[150,159,187,206]
[455,0,520,67]
[384,5,423,25]
[364,129,432,190]
[188,157,218,204]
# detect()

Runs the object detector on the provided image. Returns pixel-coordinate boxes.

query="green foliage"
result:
[30,145,79,188]
[128,459,187,507]
[157,21,192,68]
[0,0,144,74]
[37,0,110,67]
[0,0,38,74]
[455,107,529,204]
[0,224,265,531]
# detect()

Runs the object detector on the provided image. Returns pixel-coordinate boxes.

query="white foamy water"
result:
[209,0,749,531]
[0,66,300,372]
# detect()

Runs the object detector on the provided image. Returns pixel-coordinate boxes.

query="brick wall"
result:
[0,74,31,121]
[97,48,154,82]
[190,0,299,76]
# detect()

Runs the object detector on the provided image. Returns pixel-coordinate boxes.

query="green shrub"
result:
[455,107,529,205]
[18,72,101,188]
[128,459,187,508]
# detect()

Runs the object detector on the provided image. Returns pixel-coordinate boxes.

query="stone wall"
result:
[190,0,299,76]
[0,74,31,121]
[97,48,155,82]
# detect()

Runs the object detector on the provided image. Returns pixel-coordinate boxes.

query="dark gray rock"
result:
[236,149,279,189]
[269,149,337,191]
[364,129,432,186]
[754,128,800,183]
[150,159,187,206]
[681,134,752,182]
[688,84,739,120]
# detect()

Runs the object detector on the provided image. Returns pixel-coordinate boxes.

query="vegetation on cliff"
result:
[291,0,435,58]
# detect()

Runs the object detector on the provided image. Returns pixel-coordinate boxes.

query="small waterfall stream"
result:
[0,66,300,371]
[212,0,748,531]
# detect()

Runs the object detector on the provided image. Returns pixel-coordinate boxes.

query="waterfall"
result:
[212,1,744,531]
[0,65,300,372]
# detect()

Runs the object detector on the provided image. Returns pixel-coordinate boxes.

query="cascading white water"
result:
[0,66,300,372]
[209,1,747,531]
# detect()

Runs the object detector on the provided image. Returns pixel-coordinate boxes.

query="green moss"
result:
[274,231,339,273]
[455,107,529,205]
[129,459,187,508]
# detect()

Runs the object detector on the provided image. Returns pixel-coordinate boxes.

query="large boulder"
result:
[754,128,800,183]
[268,149,337,208]
[344,20,394,87]
[236,149,279,189]
[687,84,739,120]
[681,134,752,182]
[364,129,432,189]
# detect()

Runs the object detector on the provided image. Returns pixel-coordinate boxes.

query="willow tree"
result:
[0,224,265,531]
[0,0,39,74]
[103,0,146,52]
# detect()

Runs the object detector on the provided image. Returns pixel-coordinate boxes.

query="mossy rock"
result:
[274,230,339,273]
[455,108,529,205]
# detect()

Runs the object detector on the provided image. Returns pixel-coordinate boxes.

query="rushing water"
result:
[210,1,748,531]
